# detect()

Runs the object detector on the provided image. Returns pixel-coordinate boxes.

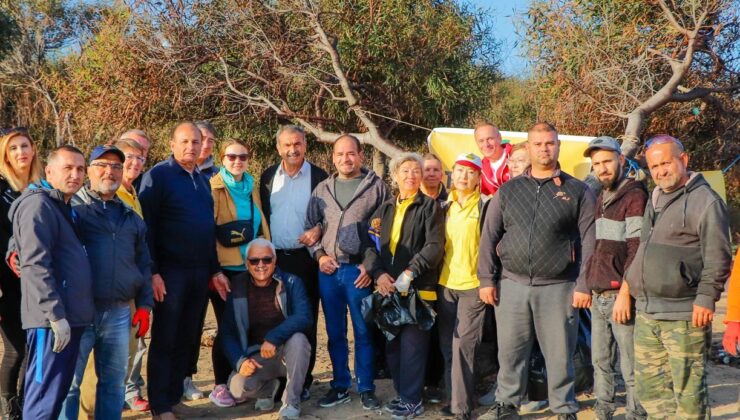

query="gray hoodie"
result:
[305,168,390,263]
[625,172,731,319]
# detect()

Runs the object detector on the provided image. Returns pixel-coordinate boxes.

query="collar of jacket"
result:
[523,164,564,186]
[166,155,201,175]
[78,186,131,213]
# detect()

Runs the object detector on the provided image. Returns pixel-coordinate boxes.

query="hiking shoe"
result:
[208,384,235,408]
[254,379,280,411]
[300,387,311,402]
[182,376,204,400]
[478,402,520,420]
[318,388,350,408]
[278,403,301,419]
[391,401,424,419]
[124,396,150,411]
[361,391,380,409]
[423,386,444,404]
[557,414,577,420]
[384,397,402,413]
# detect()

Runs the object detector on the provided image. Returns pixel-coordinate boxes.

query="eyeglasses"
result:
[90,162,124,171]
[645,134,684,151]
[125,154,146,164]
[247,256,274,266]
[225,154,248,162]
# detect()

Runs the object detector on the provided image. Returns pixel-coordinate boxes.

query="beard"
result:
[598,164,622,190]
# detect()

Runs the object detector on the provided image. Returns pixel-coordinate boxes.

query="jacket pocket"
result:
[642,243,700,298]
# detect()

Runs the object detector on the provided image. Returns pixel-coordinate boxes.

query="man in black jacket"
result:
[259,125,327,399]
[477,122,595,420]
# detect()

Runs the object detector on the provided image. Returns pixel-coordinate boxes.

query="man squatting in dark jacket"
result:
[221,238,312,420]
[478,122,595,420]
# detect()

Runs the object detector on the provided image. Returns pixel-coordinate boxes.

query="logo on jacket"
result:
[553,191,571,202]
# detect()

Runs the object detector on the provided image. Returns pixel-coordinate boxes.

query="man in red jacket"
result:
[474,122,512,197]
[584,136,648,420]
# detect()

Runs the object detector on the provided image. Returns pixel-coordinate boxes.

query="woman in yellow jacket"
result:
[437,153,486,420]
[208,139,270,408]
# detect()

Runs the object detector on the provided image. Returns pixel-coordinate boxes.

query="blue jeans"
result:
[60,305,131,420]
[319,263,375,393]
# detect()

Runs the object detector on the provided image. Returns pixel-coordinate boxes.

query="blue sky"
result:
[469,0,531,76]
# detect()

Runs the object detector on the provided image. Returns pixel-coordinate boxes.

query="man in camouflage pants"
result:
[625,135,731,419]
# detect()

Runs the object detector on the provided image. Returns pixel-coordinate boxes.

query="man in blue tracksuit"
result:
[9,145,94,420]
[59,145,153,420]
[139,121,229,419]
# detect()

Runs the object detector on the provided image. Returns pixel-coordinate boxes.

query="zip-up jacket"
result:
[363,193,444,300]
[220,268,312,370]
[625,172,731,317]
[10,188,94,329]
[439,190,483,291]
[73,187,153,310]
[306,169,390,263]
[585,177,648,293]
[478,167,595,293]
[139,156,219,275]
[725,248,740,322]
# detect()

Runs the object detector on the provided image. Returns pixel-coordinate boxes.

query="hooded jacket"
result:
[625,172,731,318]
[10,188,94,329]
[220,268,312,370]
[73,187,153,310]
[585,177,648,293]
[306,169,390,263]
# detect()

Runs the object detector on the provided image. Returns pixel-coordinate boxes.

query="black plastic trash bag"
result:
[361,287,436,341]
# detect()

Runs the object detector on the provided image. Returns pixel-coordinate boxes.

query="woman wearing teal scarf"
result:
[208,139,270,408]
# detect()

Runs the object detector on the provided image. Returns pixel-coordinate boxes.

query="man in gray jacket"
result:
[10,145,94,420]
[305,135,390,410]
[626,135,731,419]
[58,145,153,420]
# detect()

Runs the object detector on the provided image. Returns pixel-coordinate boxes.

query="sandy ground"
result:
[114,291,740,419]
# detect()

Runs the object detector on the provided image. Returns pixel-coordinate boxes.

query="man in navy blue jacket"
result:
[221,238,312,420]
[138,121,230,419]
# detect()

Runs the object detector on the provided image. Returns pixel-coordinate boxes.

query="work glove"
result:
[394,271,412,294]
[50,318,71,353]
[132,308,150,338]
[723,322,740,356]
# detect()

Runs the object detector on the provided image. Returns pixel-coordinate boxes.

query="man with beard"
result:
[583,137,647,420]
[625,135,731,418]
[477,122,595,420]
[59,146,153,420]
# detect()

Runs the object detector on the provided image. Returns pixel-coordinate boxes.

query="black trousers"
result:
[386,324,431,405]
[276,248,319,391]
[0,273,25,407]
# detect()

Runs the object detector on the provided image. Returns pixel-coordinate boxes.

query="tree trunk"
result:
[622,109,647,159]
[372,147,386,179]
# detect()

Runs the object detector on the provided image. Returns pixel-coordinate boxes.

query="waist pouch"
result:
[216,220,253,248]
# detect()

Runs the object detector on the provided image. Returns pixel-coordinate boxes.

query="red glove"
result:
[132,308,150,338]
[723,321,740,356]
[6,251,19,277]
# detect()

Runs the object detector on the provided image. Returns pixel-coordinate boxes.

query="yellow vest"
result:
[116,185,143,218]
[439,190,481,290]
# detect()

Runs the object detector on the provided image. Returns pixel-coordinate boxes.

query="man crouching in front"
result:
[220,238,313,420]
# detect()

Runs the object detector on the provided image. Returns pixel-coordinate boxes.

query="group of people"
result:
[0,119,736,420]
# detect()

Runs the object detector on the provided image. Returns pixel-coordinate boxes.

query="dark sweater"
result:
[138,156,218,275]
[585,177,648,293]
[478,167,596,293]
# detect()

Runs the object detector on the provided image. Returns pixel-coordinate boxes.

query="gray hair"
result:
[275,125,305,142]
[388,152,424,188]
[194,120,217,137]
[119,129,149,142]
[245,238,277,258]
[114,138,145,154]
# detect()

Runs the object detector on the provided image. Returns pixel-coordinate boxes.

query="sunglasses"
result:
[645,134,684,151]
[247,256,274,266]
[225,154,248,162]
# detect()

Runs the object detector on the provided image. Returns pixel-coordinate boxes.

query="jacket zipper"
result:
[328,176,373,261]
[527,183,542,283]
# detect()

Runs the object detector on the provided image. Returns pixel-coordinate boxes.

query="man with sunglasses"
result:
[59,145,153,420]
[220,238,312,420]
[625,134,731,419]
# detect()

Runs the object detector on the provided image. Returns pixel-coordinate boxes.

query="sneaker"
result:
[361,391,380,410]
[520,399,548,413]
[478,382,497,406]
[478,402,520,420]
[278,403,301,420]
[254,379,280,411]
[318,388,351,408]
[300,387,311,402]
[391,401,424,419]
[423,386,444,404]
[182,376,204,400]
[125,396,150,412]
[208,384,235,408]
[557,414,577,420]
[384,397,402,413]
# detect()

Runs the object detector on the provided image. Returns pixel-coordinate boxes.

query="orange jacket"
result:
[725,248,740,322]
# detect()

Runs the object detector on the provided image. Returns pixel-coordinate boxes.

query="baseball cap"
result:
[89,145,126,163]
[454,152,482,171]
[583,136,622,157]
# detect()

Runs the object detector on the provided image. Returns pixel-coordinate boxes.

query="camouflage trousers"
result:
[634,312,710,420]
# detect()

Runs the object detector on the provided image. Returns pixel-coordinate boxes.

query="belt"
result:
[592,289,619,297]
[276,248,307,256]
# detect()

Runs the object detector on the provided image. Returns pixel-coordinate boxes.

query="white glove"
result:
[394,271,413,294]
[50,318,71,353]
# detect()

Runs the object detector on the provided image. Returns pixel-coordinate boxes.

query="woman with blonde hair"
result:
[0,127,43,419]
